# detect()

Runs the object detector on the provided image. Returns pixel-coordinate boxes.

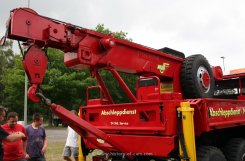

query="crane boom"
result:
[6,8,183,75]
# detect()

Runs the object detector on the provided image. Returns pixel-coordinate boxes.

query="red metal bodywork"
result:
[3,8,245,159]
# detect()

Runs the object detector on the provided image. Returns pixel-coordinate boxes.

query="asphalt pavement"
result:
[46,127,68,142]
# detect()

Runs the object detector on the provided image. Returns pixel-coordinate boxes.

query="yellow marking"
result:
[157,63,170,73]
[160,83,173,93]
[209,108,243,118]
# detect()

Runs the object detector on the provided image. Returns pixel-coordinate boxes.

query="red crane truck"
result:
[1,8,245,161]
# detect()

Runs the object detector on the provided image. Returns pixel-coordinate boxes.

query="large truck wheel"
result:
[181,54,214,98]
[197,146,227,161]
[223,138,245,161]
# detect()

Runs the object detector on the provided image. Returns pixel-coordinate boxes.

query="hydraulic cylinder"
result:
[177,102,197,161]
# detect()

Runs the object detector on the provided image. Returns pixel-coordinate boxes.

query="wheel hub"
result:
[197,66,211,93]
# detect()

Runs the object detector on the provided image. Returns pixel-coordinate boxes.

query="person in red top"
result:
[2,112,27,161]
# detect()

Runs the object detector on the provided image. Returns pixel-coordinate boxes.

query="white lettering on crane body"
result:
[101,109,137,116]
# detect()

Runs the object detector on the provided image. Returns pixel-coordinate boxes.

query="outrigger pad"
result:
[22,45,48,84]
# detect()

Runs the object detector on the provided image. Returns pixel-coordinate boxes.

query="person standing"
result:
[26,113,47,161]
[63,110,78,161]
[2,112,27,161]
[0,106,26,161]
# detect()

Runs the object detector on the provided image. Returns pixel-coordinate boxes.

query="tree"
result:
[1,55,25,117]
[1,24,136,122]
[1,48,97,121]
[95,24,132,41]
[0,40,14,73]
[41,48,97,108]
[0,40,14,104]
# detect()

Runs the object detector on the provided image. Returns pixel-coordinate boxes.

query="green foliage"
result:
[0,24,136,121]
[95,24,133,41]
[0,48,96,119]
[0,40,14,72]
[0,40,14,103]
[99,71,137,103]
[40,48,97,109]
[1,55,25,116]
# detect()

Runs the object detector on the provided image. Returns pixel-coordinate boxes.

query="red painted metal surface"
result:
[3,7,245,159]
[4,8,184,157]
[49,103,132,156]
[27,84,41,102]
[85,134,175,157]
[94,71,114,104]
[22,45,48,84]
[7,8,184,93]
[206,99,245,129]
[189,99,245,135]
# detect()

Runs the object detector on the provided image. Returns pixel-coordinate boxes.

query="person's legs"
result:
[63,146,72,161]
[74,156,79,161]
[64,156,72,161]
[71,147,79,161]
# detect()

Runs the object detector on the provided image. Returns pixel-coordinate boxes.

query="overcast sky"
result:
[1,0,245,74]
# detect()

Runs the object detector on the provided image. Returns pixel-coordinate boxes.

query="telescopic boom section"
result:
[6,8,183,77]
[3,8,185,103]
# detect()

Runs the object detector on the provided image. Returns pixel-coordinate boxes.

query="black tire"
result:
[223,138,245,161]
[158,47,185,59]
[181,54,214,98]
[197,146,227,161]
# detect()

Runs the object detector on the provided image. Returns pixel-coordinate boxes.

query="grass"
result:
[45,127,67,161]
[45,141,102,161]
[46,141,65,161]
[45,141,96,161]
[44,127,99,161]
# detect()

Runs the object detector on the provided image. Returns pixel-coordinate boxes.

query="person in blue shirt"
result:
[26,113,47,161]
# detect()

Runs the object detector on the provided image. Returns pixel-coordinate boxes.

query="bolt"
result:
[26,20,31,25]
[53,29,58,33]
